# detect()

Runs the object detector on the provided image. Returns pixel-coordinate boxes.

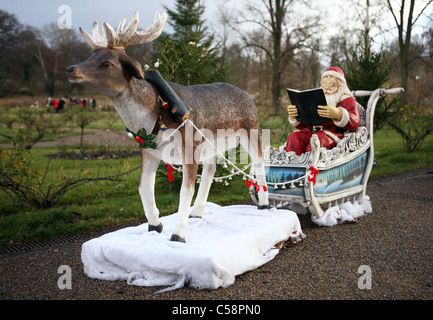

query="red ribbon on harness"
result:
[245,180,259,192]
[246,180,268,192]
[166,164,176,183]
[308,166,320,185]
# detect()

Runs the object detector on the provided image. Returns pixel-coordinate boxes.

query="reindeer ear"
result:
[119,55,144,80]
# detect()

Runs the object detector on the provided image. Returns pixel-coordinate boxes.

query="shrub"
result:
[387,104,433,153]
[0,135,139,209]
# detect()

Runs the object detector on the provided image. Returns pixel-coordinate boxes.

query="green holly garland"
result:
[126,127,157,149]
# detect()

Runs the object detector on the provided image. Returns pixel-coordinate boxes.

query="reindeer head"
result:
[66,12,167,97]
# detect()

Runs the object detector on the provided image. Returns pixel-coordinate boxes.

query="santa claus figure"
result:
[285,67,360,156]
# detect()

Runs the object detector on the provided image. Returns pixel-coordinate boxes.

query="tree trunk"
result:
[399,0,415,106]
[388,0,418,106]
[271,64,281,113]
[271,0,284,113]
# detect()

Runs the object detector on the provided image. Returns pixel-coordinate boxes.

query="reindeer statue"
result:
[66,12,269,243]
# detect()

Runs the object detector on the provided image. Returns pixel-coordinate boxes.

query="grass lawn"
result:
[0,145,250,246]
[0,124,432,247]
[370,129,433,178]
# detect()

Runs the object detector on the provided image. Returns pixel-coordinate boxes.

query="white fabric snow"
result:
[312,195,372,227]
[81,202,303,293]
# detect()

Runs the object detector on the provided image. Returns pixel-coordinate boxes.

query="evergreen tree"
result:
[154,0,227,86]
[346,45,396,132]
[164,0,206,42]
[344,2,396,133]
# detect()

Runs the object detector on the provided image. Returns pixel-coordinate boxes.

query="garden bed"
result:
[47,149,140,160]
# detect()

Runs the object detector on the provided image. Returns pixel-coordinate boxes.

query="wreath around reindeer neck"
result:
[126,127,157,149]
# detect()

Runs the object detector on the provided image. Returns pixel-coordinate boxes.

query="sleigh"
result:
[250,88,404,222]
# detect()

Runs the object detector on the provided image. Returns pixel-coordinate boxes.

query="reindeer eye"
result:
[101,62,111,67]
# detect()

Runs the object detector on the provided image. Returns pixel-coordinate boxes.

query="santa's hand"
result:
[317,105,343,121]
[287,105,298,120]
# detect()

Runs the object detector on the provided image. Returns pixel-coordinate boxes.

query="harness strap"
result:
[144,69,191,124]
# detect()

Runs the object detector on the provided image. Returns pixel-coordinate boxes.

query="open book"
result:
[286,88,331,125]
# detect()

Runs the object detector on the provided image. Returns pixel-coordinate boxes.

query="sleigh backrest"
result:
[352,88,404,140]
[352,90,375,134]
[357,102,367,127]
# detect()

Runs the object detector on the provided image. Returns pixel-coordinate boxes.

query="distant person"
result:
[69,97,78,105]
[46,97,52,108]
[52,98,58,110]
[57,97,66,112]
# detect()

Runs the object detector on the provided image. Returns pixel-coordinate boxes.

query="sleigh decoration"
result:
[250,88,404,226]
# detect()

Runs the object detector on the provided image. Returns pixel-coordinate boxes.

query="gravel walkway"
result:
[1,168,432,304]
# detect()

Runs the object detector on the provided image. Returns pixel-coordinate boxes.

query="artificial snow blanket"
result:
[312,195,373,227]
[81,202,303,293]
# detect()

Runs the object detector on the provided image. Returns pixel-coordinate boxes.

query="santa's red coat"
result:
[285,97,360,156]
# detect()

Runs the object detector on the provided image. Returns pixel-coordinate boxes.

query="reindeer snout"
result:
[66,65,85,83]
[66,65,77,73]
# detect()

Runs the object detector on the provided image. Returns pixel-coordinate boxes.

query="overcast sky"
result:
[0,0,356,54]
[1,0,430,51]
[0,0,224,33]
[0,0,352,34]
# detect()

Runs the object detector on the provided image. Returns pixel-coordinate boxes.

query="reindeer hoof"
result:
[188,215,202,219]
[258,205,270,210]
[170,234,185,243]
[148,223,163,233]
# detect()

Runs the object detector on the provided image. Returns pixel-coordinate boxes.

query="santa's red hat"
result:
[321,67,346,83]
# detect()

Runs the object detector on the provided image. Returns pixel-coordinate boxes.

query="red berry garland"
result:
[135,136,145,144]
[126,127,156,149]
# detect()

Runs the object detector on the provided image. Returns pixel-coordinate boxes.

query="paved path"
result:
[1,168,432,305]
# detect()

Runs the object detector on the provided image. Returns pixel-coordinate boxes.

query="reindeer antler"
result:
[79,11,167,51]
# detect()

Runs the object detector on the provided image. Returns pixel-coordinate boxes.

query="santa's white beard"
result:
[324,84,352,107]
[325,93,339,107]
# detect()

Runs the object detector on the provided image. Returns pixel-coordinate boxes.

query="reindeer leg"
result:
[138,149,163,233]
[252,158,269,210]
[241,129,269,209]
[171,162,198,242]
[189,159,216,219]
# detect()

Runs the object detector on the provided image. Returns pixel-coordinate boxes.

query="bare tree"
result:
[0,10,39,95]
[33,34,49,90]
[33,23,90,96]
[385,0,433,104]
[232,0,321,113]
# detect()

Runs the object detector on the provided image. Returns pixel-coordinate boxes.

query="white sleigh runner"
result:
[250,88,404,226]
